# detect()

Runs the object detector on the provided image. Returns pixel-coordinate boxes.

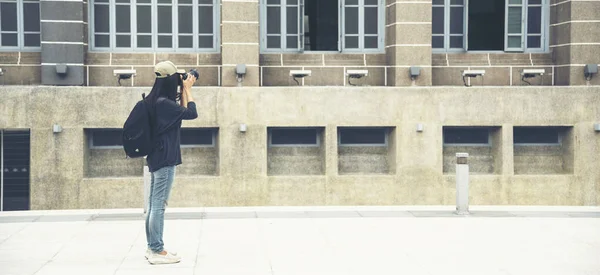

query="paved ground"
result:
[0,206,599,275]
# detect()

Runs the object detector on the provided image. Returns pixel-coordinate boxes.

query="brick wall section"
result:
[221,0,260,87]
[40,0,86,85]
[259,53,387,86]
[85,53,221,87]
[552,0,600,85]
[432,53,555,86]
[386,0,432,86]
[0,52,42,85]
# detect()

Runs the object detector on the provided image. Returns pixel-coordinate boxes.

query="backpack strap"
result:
[142,93,158,153]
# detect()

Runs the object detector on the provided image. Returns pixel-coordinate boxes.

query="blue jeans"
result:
[145,165,176,253]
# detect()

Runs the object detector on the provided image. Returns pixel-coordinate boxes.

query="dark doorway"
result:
[468,0,505,51]
[305,0,338,51]
[2,130,30,211]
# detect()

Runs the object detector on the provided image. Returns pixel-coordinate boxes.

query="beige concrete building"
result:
[0,0,599,210]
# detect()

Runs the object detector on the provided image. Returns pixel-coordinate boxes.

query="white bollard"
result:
[143,164,151,216]
[455,153,470,215]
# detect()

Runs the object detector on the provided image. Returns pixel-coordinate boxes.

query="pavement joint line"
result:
[192,216,204,275]
[2,208,600,223]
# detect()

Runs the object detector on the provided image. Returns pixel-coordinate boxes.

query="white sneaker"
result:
[148,252,181,265]
[145,249,178,260]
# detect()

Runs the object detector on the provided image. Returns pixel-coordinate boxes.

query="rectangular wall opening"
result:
[178,128,219,176]
[85,128,143,178]
[85,128,219,177]
[443,126,501,174]
[267,127,325,176]
[514,126,574,174]
[338,127,395,175]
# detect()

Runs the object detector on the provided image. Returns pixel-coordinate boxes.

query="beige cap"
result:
[154,61,186,78]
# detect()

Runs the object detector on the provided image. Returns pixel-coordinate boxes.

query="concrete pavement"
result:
[1,206,599,275]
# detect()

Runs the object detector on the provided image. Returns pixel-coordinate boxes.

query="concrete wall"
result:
[514,128,574,174]
[87,149,143,178]
[1,86,600,209]
[179,148,220,176]
[268,147,325,176]
[443,146,494,174]
[338,146,391,175]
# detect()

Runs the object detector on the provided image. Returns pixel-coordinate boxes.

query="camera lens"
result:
[181,69,199,81]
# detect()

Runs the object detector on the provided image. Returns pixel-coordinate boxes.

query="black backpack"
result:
[122,94,155,158]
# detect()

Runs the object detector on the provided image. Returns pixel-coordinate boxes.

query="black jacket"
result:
[146,97,198,172]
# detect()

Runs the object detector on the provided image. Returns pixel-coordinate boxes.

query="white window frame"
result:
[432,0,549,53]
[180,128,217,148]
[260,0,385,53]
[268,127,321,147]
[261,0,302,53]
[0,0,41,52]
[338,127,388,147]
[89,0,220,52]
[432,0,467,53]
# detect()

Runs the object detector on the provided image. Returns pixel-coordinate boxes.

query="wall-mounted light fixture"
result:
[289,70,311,86]
[346,69,369,86]
[409,66,421,81]
[239,124,247,133]
[53,124,63,134]
[56,64,68,76]
[416,123,424,132]
[236,64,246,87]
[113,69,137,86]
[594,123,600,132]
[521,69,545,85]
[585,64,598,82]
[461,70,485,87]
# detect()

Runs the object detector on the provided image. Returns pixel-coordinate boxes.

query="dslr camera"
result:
[182,69,199,81]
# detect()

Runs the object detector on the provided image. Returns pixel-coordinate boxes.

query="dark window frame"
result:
[180,128,217,148]
[268,127,320,147]
[513,126,561,146]
[443,127,491,146]
[88,127,217,149]
[338,127,388,147]
[89,128,124,149]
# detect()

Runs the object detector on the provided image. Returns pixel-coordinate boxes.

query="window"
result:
[181,128,216,147]
[269,128,319,146]
[443,127,490,145]
[260,0,384,52]
[89,129,123,148]
[339,127,387,146]
[90,0,218,52]
[432,0,547,52]
[0,0,40,50]
[514,127,560,145]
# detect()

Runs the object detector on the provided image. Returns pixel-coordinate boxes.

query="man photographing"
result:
[143,61,198,264]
